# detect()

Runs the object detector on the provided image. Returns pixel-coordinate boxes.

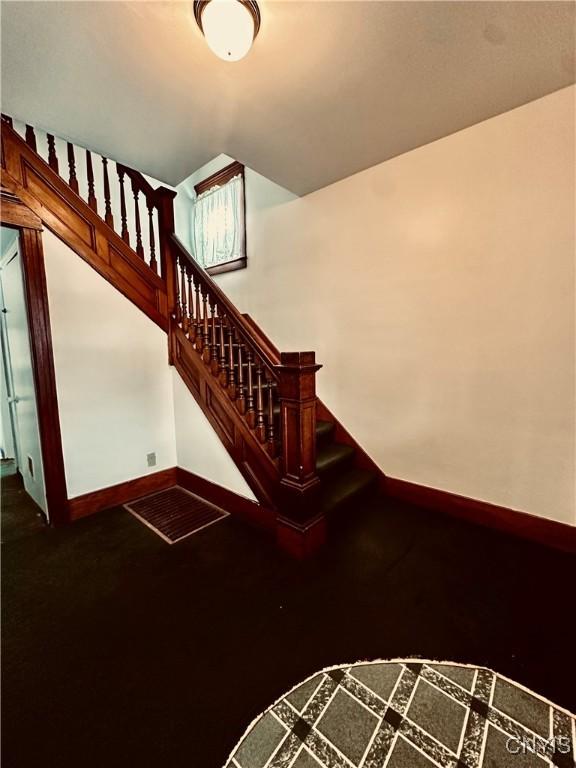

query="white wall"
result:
[172,370,256,501]
[43,229,177,498]
[0,229,47,512]
[42,228,254,502]
[206,86,576,526]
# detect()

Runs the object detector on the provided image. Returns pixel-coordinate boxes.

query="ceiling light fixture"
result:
[194,0,261,62]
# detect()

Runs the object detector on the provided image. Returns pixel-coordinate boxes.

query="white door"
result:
[0,229,47,514]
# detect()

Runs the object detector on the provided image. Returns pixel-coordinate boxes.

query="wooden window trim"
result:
[194,160,244,195]
[194,161,247,276]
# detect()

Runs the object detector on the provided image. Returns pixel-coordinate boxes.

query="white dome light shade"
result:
[200,0,257,62]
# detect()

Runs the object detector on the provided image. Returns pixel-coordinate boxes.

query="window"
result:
[193,160,246,276]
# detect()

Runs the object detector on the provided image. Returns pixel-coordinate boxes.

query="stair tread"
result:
[316,420,334,442]
[316,442,355,474]
[321,468,377,513]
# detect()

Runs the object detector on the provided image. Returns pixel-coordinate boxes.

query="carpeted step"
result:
[320,468,377,514]
[316,419,334,446]
[316,442,355,475]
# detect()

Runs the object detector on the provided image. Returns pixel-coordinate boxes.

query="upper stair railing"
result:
[1,115,174,283]
[1,114,323,526]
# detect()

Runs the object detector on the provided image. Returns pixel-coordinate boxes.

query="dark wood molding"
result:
[206,256,247,276]
[276,514,326,559]
[1,125,169,330]
[385,477,576,554]
[12,226,70,525]
[68,467,177,520]
[68,465,275,530]
[194,160,245,196]
[0,185,43,230]
[171,320,280,508]
[176,467,274,532]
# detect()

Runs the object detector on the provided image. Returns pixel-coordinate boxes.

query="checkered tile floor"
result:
[225,661,575,768]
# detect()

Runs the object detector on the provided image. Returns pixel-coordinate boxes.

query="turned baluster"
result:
[180,260,189,331]
[47,134,59,173]
[174,257,182,322]
[187,270,196,341]
[236,343,246,414]
[86,151,98,212]
[116,165,129,243]
[255,364,266,443]
[102,158,114,229]
[209,304,219,374]
[201,290,210,361]
[266,374,277,457]
[217,316,227,385]
[245,350,256,428]
[131,180,144,259]
[25,125,37,152]
[67,143,79,194]
[194,283,203,351]
[148,201,158,274]
[227,326,237,400]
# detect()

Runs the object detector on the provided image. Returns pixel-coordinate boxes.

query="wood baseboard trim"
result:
[176,467,275,532]
[385,477,576,553]
[68,467,177,520]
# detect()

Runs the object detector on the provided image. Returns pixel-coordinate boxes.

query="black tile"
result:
[406,663,423,676]
[470,697,490,718]
[384,707,404,731]
[292,717,312,743]
[328,668,346,684]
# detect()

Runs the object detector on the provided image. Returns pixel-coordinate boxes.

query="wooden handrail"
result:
[2,114,325,539]
[117,163,158,205]
[170,234,280,378]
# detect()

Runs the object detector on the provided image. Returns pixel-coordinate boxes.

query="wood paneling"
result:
[69,468,177,520]
[1,124,169,331]
[172,322,280,508]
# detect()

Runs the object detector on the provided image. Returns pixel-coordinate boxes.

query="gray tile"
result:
[286,675,322,712]
[493,678,550,737]
[482,724,548,768]
[350,663,402,702]
[290,747,324,767]
[316,688,378,765]
[430,664,475,691]
[406,679,467,752]
[234,711,287,768]
[386,736,438,768]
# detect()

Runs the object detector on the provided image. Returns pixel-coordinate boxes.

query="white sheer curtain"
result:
[192,174,244,268]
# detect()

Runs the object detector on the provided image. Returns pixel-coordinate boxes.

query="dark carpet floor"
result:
[2,471,575,768]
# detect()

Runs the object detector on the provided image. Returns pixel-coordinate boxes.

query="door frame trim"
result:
[1,193,69,524]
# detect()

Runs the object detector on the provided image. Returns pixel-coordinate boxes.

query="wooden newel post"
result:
[155,186,177,319]
[276,351,324,557]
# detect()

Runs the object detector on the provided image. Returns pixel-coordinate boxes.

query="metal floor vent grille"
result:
[124,486,229,544]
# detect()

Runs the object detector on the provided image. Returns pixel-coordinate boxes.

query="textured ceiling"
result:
[1,1,574,195]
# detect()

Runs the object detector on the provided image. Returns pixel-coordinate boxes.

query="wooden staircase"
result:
[0,116,380,556]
